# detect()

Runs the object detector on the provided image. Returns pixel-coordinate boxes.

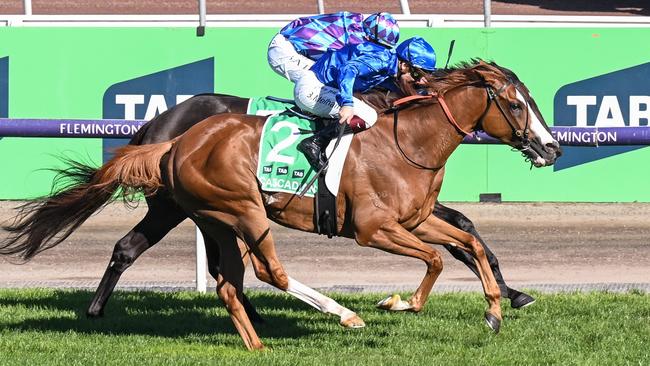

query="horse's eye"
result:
[510,102,522,111]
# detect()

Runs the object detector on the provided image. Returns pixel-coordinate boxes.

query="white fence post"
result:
[24,0,32,15]
[197,0,206,36]
[484,0,492,27]
[400,0,411,15]
[195,226,207,293]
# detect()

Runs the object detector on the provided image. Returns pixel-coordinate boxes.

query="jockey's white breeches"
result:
[267,33,315,83]
[293,71,378,127]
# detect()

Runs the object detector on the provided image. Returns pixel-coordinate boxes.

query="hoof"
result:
[340,313,365,328]
[86,309,104,319]
[250,343,267,351]
[376,294,414,311]
[510,291,536,309]
[484,312,501,334]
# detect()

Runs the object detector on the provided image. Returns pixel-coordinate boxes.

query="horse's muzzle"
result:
[526,139,562,167]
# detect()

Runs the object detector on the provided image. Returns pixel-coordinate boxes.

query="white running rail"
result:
[2,14,650,28]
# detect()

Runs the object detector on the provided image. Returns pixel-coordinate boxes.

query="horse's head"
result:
[471,62,562,167]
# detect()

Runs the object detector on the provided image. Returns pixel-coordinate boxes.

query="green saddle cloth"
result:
[249,97,318,198]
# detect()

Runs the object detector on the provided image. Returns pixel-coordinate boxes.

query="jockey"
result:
[267,12,400,83]
[295,36,437,169]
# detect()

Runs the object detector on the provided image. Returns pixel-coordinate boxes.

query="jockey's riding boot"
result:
[297,122,340,170]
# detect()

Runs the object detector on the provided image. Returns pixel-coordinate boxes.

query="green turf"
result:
[0,289,649,365]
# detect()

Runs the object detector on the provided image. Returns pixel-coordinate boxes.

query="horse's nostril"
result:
[549,142,563,157]
[546,141,561,154]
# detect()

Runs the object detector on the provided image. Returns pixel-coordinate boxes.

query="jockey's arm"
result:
[335,59,376,108]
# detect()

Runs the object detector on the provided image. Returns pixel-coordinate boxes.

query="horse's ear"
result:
[472,62,504,86]
[474,68,503,87]
[474,69,487,82]
[473,65,491,82]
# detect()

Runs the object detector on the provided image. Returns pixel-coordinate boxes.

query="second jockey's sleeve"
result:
[335,59,376,107]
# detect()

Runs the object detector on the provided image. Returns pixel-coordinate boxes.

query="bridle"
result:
[389,78,531,171]
[478,80,531,150]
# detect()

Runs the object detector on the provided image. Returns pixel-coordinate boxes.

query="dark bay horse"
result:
[1,61,561,349]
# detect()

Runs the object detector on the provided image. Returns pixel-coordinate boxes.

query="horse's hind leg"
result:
[86,195,264,322]
[413,214,502,332]
[86,194,186,317]
[199,222,264,350]
[200,226,265,324]
[433,202,535,309]
[227,209,364,328]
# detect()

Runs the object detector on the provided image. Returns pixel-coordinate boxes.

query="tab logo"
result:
[292,169,304,178]
[102,58,214,162]
[276,166,288,175]
[0,57,8,118]
[553,62,650,170]
[262,165,273,174]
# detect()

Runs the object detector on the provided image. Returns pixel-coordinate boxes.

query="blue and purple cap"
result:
[363,12,400,48]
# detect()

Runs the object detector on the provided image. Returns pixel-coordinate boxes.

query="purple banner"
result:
[0,118,146,138]
[463,126,650,146]
[1,118,650,146]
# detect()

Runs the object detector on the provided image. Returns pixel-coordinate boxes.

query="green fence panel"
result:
[0,27,648,201]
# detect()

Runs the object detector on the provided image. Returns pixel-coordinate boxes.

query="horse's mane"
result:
[358,59,512,111]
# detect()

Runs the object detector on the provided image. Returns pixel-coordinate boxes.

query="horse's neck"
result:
[403,87,486,165]
[352,88,485,226]
[388,109,462,171]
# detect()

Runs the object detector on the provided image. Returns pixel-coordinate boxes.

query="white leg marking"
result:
[286,277,356,321]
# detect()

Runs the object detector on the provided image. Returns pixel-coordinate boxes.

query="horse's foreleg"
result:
[356,220,444,313]
[87,198,187,317]
[433,201,507,294]
[433,202,535,308]
[412,214,502,332]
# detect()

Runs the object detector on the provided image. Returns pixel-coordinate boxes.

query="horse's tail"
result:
[0,139,176,260]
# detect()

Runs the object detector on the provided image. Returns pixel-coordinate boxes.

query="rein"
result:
[387,92,474,171]
[391,94,472,136]
[388,79,532,171]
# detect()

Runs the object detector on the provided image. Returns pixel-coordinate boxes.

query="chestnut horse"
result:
[81,92,534,320]
[1,61,560,349]
[3,102,534,319]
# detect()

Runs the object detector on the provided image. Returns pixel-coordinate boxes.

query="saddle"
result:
[254,98,339,238]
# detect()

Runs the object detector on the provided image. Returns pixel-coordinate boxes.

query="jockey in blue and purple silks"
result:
[294,36,437,169]
[267,12,400,83]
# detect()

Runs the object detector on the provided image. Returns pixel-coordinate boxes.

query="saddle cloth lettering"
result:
[249,97,352,197]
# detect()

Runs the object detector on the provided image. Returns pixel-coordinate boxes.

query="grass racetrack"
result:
[0,289,649,365]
